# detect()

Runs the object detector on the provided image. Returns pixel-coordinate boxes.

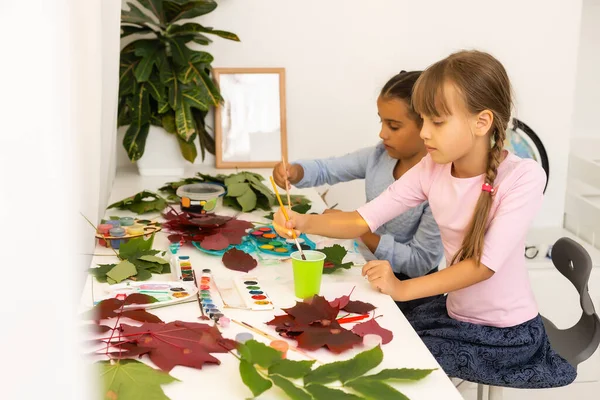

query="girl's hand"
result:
[272,208,303,239]
[272,162,303,190]
[362,260,402,299]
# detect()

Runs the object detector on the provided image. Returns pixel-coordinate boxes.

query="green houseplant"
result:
[118,0,239,165]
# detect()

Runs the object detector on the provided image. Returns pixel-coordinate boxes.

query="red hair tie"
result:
[482,183,495,194]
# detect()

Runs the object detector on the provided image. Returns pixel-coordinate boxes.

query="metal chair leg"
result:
[488,385,503,400]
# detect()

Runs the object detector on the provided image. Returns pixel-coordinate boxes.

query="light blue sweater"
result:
[295,143,444,278]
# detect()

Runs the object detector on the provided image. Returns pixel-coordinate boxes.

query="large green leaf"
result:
[118,98,132,127]
[147,74,167,113]
[226,182,250,197]
[192,35,212,45]
[123,84,151,161]
[239,360,272,398]
[106,260,137,284]
[305,384,364,400]
[193,109,214,160]
[122,2,159,27]
[236,188,258,212]
[108,189,167,214]
[179,64,221,106]
[164,0,217,23]
[175,102,195,140]
[118,234,156,259]
[177,135,197,163]
[270,375,312,400]
[158,55,180,109]
[121,25,154,38]
[162,112,177,133]
[182,87,210,111]
[166,37,191,66]
[345,379,408,400]
[359,368,436,381]
[169,22,239,42]
[98,359,178,400]
[304,346,383,385]
[138,0,164,24]
[119,56,138,98]
[268,359,315,379]
[133,40,161,82]
[239,340,283,369]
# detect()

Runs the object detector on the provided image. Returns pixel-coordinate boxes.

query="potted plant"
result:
[118,0,239,175]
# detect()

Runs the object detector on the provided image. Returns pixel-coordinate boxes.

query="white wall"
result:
[117,0,582,228]
[572,0,600,139]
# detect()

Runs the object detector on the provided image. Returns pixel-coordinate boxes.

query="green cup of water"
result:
[291,250,326,299]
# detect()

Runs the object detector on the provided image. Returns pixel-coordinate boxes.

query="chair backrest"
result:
[551,237,596,316]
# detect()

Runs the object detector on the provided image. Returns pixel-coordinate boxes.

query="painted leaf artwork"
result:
[107,190,167,214]
[351,318,394,345]
[237,340,436,400]
[222,248,258,272]
[98,359,178,400]
[320,244,353,274]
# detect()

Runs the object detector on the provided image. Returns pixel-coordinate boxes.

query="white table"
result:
[79,167,462,400]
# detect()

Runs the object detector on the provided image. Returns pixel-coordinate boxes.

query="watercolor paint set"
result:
[247,225,316,257]
[198,268,225,321]
[96,217,161,249]
[233,276,274,311]
[97,281,198,309]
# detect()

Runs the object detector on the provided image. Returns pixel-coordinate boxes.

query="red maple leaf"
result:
[83,295,162,323]
[283,295,338,325]
[200,233,230,250]
[222,248,257,272]
[117,321,237,372]
[351,317,393,344]
[342,300,376,315]
[295,321,363,353]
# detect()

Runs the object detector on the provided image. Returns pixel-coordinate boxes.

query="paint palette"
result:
[199,269,225,321]
[247,225,316,257]
[233,276,274,310]
[98,281,198,309]
[95,218,161,248]
[174,255,195,282]
[191,238,255,257]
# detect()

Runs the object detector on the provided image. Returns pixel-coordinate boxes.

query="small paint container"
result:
[120,216,135,226]
[97,224,112,247]
[106,219,121,228]
[269,340,289,359]
[218,316,230,328]
[362,334,382,349]
[109,227,127,249]
[176,183,225,214]
[236,332,253,344]
[127,224,144,236]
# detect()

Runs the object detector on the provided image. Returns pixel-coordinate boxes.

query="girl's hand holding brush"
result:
[272,207,305,239]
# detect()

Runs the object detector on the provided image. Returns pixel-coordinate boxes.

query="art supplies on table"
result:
[233,276,274,310]
[197,268,225,321]
[97,281,198,309]
[176,183,225,214]
[95,217,161,248]
[247,225,316,257]
[175,255,195,282]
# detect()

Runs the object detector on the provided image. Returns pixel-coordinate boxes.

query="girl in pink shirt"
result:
[273,50,576,388]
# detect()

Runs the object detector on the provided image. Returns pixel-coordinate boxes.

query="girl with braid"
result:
[273,50,577,387]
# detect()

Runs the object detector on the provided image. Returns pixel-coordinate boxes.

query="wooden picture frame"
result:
[213,68,288,168]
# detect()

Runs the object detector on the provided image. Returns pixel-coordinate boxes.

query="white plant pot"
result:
[135,126,189,176]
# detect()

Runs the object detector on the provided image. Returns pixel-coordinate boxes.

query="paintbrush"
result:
[192,270,209,320]
[282,157,293,210]
[231,319,319,362]
[269,176,306,260]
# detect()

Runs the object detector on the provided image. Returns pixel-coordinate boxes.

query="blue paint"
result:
[249,290,263,295]
[109,227,126,249]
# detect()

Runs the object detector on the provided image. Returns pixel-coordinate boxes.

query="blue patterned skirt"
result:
[406,296,577,388]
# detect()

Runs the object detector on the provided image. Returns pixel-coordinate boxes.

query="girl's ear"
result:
[474,109,494,137]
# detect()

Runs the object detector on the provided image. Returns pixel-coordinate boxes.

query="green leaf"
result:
[122,2,159,27]
[133,40,161,82]
[89,264,116,283]
[224,173,247,186]
[239,360,272,398]
[162,113,177,133]
[250,182,275,206]
[138,0,164,24]
[222,195,242,211]
[323,262,353,275]
[179,62,220,106]
[108,191,167,214]
[166,37,190,66]
[321,244,348,265]
[268,359,315,379]
[292,203,311,214]
[283,194,311,207]
[241,340,284,368]
[118,235,155,260]
[134,268,153,281]
[169,22,239,42]
[227,182,250,197]
[106,260,138,284]
[138,255,169,264]
[175,103,195,140]
[182,87,210,111]
[191,35,212,45]
[361,368,436,381]
[98,359,178,400]
[121,25,153,38]
[165,0,217,23]
[194,109,214,159]
[305,384,364,400]
[177,135,197,163]
[345,378,408,400]
[270,375,312,400]
[123,83,151,161]
[305,346,383,385]
[147,74,165,103]
[236,188,257,212]
[107,277,117,285]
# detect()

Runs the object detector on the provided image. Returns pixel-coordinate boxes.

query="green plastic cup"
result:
[291,250,326,299]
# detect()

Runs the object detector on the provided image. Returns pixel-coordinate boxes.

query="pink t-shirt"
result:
[357,152,547,328]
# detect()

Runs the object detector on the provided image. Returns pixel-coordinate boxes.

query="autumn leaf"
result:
[118,321,237,372]
[283,295,338,325]
[342,300,376,315]
[98,359,178,400]
[295,321,363,353]
[351,318,393,345]
[83,295,162,322]
[200,233,230,250]
[222,248,257,272]
[320,244,354,274]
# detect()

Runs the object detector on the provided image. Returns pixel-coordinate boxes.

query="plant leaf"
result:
[177,135,197,163]
[239,360,272,397]
[351,319,393,345]
[320,244,347,265]
[138,255,169,264]
[137,0,164,24]
[268,359,315,379]
[304,346,383,385]
[122,2,159,27]
[166,37,190,66]
[361,368,436,381]
[118,235,155,259]
[342,300,376,315]
[292,203,311,214]
[305,384,364,400]
[345,378,409,400]
[106,260,137,284]
[165,0,218,23]
[98,359,178,400]
[175,102,195,141]
[182,87,210,111]
[108,190,167,214]
[121,24,154,38]
[241,340,283,368]
[236,188,257,212]
[123,293,160,305]
[200,233,230,251]
[120,309,163,323]
[133,40,161,82]
[270,375,312,400]
[227,182,250,197]
[161,112,177,133]
[133,268,153,281]
[222,248,257,272]
[123,83,151,161]
[89,264,116,282]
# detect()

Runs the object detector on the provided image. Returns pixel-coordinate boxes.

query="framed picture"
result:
[213,68,288,168]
